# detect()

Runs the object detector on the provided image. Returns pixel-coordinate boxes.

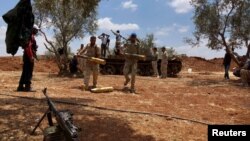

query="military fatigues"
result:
[77,49,85,72]
[152,51,159,76]
[83,44,100,88]
[161,51,168,78]
[123,42,140,91]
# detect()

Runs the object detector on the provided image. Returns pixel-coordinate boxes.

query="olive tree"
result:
[190,0,250,66]
[140,34,156,56]
[33,0,100,74]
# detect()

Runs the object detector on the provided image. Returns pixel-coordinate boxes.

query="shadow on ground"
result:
[0,96,156,141]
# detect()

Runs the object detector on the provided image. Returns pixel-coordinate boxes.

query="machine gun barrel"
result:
[43,88,57,114]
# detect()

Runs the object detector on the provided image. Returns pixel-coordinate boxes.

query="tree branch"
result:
[44,43,55,53]
[40,30,54,47]
[219,33,240,66]
[222,3,235,34]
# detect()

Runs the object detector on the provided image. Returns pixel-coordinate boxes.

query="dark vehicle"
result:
[100,55,182,76]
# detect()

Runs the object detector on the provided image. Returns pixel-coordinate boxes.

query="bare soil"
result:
[0,56,249,141]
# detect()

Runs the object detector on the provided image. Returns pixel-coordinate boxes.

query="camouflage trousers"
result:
[161,60,168,78]
[84,63,99,87]
[152,61,158,76]
[240,69,250,85]
[77,58,85,72]
[123,61,137,89]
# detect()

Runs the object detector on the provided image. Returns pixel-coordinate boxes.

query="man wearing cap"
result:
[78,36,101,90]
[123,33,140,93]
[161,47,168,79]
[98,33,110,58]
[17,25,39,92]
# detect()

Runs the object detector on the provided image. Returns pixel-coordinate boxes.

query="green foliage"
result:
[44,50,55,60]
[167,47,177,58]
[140,34,156,56]
[158,46,177,59]
[190,0,250,52]
[33,0,100,73]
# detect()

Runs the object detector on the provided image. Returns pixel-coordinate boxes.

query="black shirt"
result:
[223,53,231,65]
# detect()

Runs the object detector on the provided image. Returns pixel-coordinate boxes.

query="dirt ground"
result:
[0,56,236,73]
[0,56,249,141]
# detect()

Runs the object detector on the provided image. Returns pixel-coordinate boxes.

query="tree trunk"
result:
[220,33,241,66]
[226,46,241,66]
[247,44,250,58]
[41,30,69,75]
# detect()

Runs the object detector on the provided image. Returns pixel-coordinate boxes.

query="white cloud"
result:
[154,37,247,59]
[175,45,225,59]
[155,24,189,36]
[155,27,173,36]
[174,40,247,59]
[0,26,7,56]
[97,17,140,31]
[178,25,189,33]
[0,26,6,40]
[122,0,138,11]
[0,25,54,56]
[169,0,193,14]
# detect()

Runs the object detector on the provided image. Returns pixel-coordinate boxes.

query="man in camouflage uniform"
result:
[151,47,159,77]
[123,33,140,93]
[76,44,85,73]
[78,36,101,90]
[161,47,168,79]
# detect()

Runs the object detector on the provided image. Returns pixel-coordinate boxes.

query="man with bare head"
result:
[79,36,101,90]
[160,47,168,79]
[151,47,159,77]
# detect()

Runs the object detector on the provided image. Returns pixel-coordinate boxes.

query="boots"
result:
[17,84,24,92]
[224,73,230,79]
[24,84,32,92]
[124,78,131,87]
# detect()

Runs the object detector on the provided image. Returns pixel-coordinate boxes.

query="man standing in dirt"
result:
[160,47,168,79]
[79,36,101,90]
[123,33,140,93]
[98,33,110,58]
[111,30,122,55]
[223,48,233,79]
[151,47,159,77]
[17,25,39,92]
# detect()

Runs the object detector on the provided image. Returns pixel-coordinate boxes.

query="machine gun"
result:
[31,88,80,141]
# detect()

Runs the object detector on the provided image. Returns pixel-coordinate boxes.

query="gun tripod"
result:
[30,108,54,135]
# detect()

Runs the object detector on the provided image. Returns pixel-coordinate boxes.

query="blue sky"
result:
[0,0,247,59]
